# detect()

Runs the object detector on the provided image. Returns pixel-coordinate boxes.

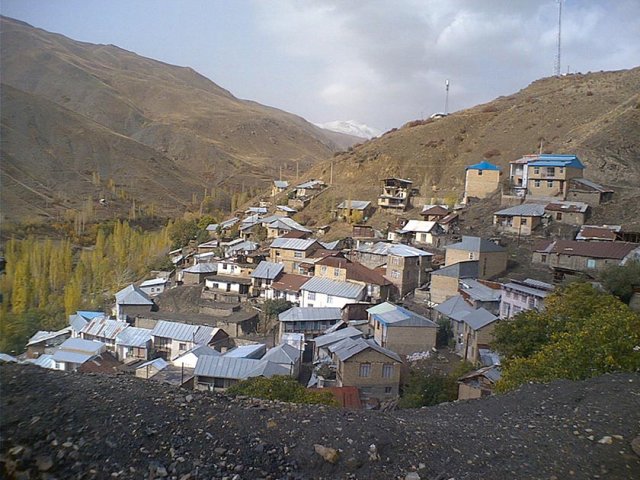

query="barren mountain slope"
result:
[0,16,359,221]
[307,68,640,208]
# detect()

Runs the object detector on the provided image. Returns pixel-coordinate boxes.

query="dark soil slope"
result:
[2,364,639,479]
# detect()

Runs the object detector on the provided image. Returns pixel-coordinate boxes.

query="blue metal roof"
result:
[528,154,584,169]
[466,160,500,171]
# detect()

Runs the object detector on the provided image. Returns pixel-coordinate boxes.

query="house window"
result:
[321,266,327,274]
[477,170,483,176]
[547,180,553,188]
[521,218,528,225]
[534,180,541,187]
[382,364,394,378]
[333,268,340,277]
[468,252,475,260]
[359,363,371,377]
[533,167,540,175]
[541,254,547,263]
[546,167,555,176]
[384,387,393,394]
[391,270,400,279]
[294,251,303,258]
[308,292,316,301]
[586,259,596,269]
[179,343,187,351]
[327,296,333,304]
[556,212,562,220]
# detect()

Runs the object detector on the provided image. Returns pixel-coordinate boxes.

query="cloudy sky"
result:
[2,0,639,132]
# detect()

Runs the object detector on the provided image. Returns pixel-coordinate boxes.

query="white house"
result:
[172,344,220,368]
[299,277,366,308]
[139,278,168,297]
[51,338,106,371]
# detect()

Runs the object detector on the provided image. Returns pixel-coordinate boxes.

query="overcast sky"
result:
[2,0,639,132]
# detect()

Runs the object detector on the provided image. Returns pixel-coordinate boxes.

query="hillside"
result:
[2,364,639,479]
[304,68,640,225]
[0,16,360,222]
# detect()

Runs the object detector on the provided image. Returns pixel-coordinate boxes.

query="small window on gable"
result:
[477,170,483,176]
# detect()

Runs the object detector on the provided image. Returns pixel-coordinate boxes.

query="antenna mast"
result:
[444,79,450,114]
[554,0,562,76]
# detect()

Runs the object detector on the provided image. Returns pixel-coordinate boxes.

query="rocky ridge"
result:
[1,364,640,479]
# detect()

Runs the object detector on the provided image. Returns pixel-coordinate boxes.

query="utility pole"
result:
[444,79,450,115]
[554,0,562,76]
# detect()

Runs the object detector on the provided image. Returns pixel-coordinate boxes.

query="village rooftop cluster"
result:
[6,153,640,408]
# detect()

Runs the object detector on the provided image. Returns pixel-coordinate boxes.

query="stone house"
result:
[566,178,613,205]
[261,343,302,378]
[333,337,402,407]
[544,201,590,226]
[575,225,621,242]
[532,240,640,281]
[114,326,153,361]
[272,180,289,197]
[314,256,393,303]
[367,302,438,356]
[269,237,321,274]
[250,261,285,298]
[150,320,216,361]
[194,356,289,391]
[458,365,501,400]
[270,273,308,304]
[420,205,450,221]
[461,309,499,364]
[25,327,72,359]
[508,154,584,200]
[181,263,217,285]
[445,236,507,279]
[336,200,375,221]
[493,204,546,236]
[430,260,479,304]
[463,160,500,203]
[393,220,445,247]
[114,284,154,321]
[294,179,325,198]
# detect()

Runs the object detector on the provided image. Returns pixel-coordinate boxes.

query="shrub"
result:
[483,149,501,158]
[227,376,337,406]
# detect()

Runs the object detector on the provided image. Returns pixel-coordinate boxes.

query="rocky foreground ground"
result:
[1,364,639,480]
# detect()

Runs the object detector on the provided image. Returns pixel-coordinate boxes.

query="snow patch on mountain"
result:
[315,120,381,139]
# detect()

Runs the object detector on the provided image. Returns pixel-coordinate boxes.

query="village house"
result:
[278,307,343,343]
[532,240,640,281]
[269,237,321,274]
[25,327,71,359]
[206,217,239,237]
[299,277,366,308]
[508,154,585,200]
[433,295,476,355]
[114,326,153,361]
[392,219,445,247]
[261,343,302,378]
[275,205,297,217]
[51,338,107,372]
[438,212,460,233]
[270,273,308,304]
[458,365,502,400]
[224,343,267,359]
[68,310,104,337]
[500,278,554,319]
[135,358,170,380]
[461,309,500,365]
[377,177,413,212]
[79,317,128,352]
[150,320,217,361]
[225,239,260,258]
[420,205,450,221]
[458,279,502,315]
[193,356,289,391]
[264,216,312,239]
[492,204,546,236]
[272,180,289,196]
[139,277,169,297]
[430,261,479,304]
[445,236,508,279]
[566,178,614,205]
[544,201,590,226]
[180,263,217,285]
[312,326,364,363]
[313,256,393,303]
[336,200,375,221]
[575,225,622,242]
[367,302,438,356]
[463,160,501,203]
[204,274,252,302]
[197,239,220,254]
[114,284,154,321]
[294,179,325,198]
[333,337,402,407]
[250,261,284,298]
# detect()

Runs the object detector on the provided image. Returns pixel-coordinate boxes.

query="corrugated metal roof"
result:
[356,241,432,257]
[276,205,297,212]
[368,303,437,328]
[0,353,18,363]
[528,154,584,169]
[194,356,260,379]
[270,238,318,251]
[223,344,266,359]
[301,277,365,299]
[115,327,152,347]
[502,279,553,298]
[29,354,55,369]
[570,178,613,193]
[459,279,502,302]
[262,343,301,364]
[535,240,639,259]
[434,295,474,321]
[58,338,105,354]
[333,338,401,363]
[266,217,311,233]
[466,160,500,171]
[251,261,284,280]
[462,308,498,330]
[274,180,289,189]
[140,278,168,287]
[296,179,324,189]
[52,350,94,364]
[576,225,620,241]
[279,307,342,322]
[246,360,290,378]
[399,220,439,234]
[152,320,213,343]
[137,357,169,371]
[337,200,371,210]
[313,326,363,348]
[183,263,217,273]
[446,236,505,253]
[431,261,479,279]
[545,201,589,213]
[494,204,546,217]
[81,318,128,340]
[115,284,153,305]
[26,327,71,346]
[227,240,258,255]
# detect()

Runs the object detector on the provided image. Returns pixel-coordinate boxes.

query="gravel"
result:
[1,364,639,479]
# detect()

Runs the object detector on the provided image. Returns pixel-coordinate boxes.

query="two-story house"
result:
[463,160,501,203]
[377,177,413,212]
[500,278,554,319]
[269,238,321,274]
[150,320,217,361]
[314,256,393,302]
[508,154,585,200]
[277,306,342,343]
[445,236,507,279]
[299,277,366,308]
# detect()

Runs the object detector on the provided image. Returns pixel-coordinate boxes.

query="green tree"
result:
[600,260,640,304]
[436,318,453,348]
[227,376,337,406]
[495,283,640,392]
[263,299,293,320]
[399,372,458,408]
